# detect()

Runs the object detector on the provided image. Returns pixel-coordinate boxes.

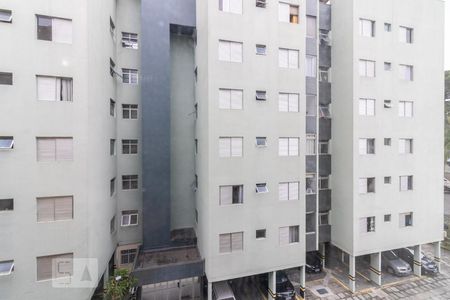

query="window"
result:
[306,56,317,77]
[219,137,243,157]
[384,62,392,71]
[37,253,73,281]
[359,138,375,155]
[256,137,267,147]
[110,178,116,196]
[400,176,413,191]
[256,0,266,8]
[0,9,12,23]
[218,40,243,63]
[400,212,413,227]
[360,217,375,233]
[256,183,268,193]
[256,229,266,239]
[399,138,413,154]
[122,32,138,49]
[279,2,298,24]
[110,139,116,156]
[359,98,375,116]
[384,23,391,32]
[359,177,375,194]
[194,103,198,119]
[278,138,299,156]
[384,138,391,146]
[279,226,299,245]
[279,182,299,201]
[120,249,137,264]
[0,260,14,276]
[219,185,243,205]
[256,90,267,101]
[399,26,413,43]
[110,17,116,37]
[279,48,299,69]
[109,58,116,77]
[306,16,317,38]
[319,142,329,154]
[36,76,73,101]
[359,19,375,37]
[110,215,116,234]
[399,101,413,117]
[0,137,14,149]
[122,69,138,84]
[36,15,72,43]
[219,89,243,110]
[306,174,316,194]
[122,175,138,190]
[195,139,198,154]
[122,139,138,154]
[306,134,316,155]
[0,72,12,85]
[278,93,299,112]
[384,100,392,108]
[121,210,139,226]
[219,232,243,253]
[37,196,73,222]
[319,213,329,225]
[219,0,242,14]
[399,64,413,81]
[384,176,391,184]
[0,198,13,211]
[359,59,376,77]
[256,44,266,55]
[122,104,138,119]
[110,99,116,116]
[319,106,331,118]
[36,137,73,161]
[384,214,391,222]
[319,177,329,190]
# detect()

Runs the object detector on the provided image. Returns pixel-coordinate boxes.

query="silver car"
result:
[382,251,412,276]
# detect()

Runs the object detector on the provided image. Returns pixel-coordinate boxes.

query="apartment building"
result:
[331,0,444,292]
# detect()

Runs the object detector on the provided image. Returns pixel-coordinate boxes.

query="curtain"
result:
[230,90,243,109]
[220,186,232,205]
[288,94,299,112]
[230,42,242,63]
[279,183,289,201]
[278,93,289,112]
[289,182,299,200]
[52,18,72,44]
[219,138,231,157]
[288,138,299,156]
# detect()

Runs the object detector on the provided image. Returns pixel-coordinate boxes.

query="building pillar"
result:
[319,243,326,267]
[413,245,422,276]
[348,255,356,293]
[369,252,381,286]
[178,280,182,300]
[299,266,306,299]
[268,271,277,300]
[434,241,441,272]
[207,282,212,300]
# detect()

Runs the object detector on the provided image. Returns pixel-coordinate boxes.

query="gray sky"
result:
[446,0,450,70]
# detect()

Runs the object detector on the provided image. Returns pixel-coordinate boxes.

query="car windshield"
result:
[384,251,398,260]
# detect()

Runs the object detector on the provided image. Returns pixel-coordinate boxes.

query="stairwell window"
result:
[219,232,243,253]
[399,101,413,117]
[399,138,413,154]
[122,69,138,84]
[219,185,243,205]
[36,76,73,102]
[359,138,375,155]
[278,138,299,156]
[399,26,413,44]
[122,175,138,190]
[110,215,116,234]
[359,177,375,194]
[399,64,413,81]
[279,226,299,245]
[359,19,375,37]
[399,176,413,191]
[219,0,242,14]
[36,137,73,161]
[219,137,243,157]
[36,15,72,44]
[0,9,12,23]
[110,99,116,117]
[279,93,299,112]
[0,72,12,85]
[218,40,243,63]
[0,137,14,149]
[122,32,138,49]
[359,59,376,77]
[279,182,299,201]
[219,89,243,110]
[279,2,298,24]
[121,210,139,226]
[279,48,299,69]
[359,98,375,116]
[110,178,116,196]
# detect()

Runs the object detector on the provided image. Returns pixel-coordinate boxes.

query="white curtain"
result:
[231,137,243,157]
[219,89,231,109]
[219,138,231,157]
[52,18,73,44]
[230,90,243,109]
[230,42,242,63]
[278,183,289,201]
[289,182,299,200]
[278,3,290,22]
[278,93,289,112]
[278,138,289,156]
[279,227,289,245]
[278,49,288,68]
[288,94,299,112]
[288,138,299,156]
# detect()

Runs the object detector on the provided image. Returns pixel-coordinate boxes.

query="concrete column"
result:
[178,280,182,300]
[434,241,441,272]
[348,255,356,293]
[319,243,326,267]
[207,282,212,300]
[299,266,306,299]
[369,252,381,286]
[268,271,277,300]
[413,245,422,276]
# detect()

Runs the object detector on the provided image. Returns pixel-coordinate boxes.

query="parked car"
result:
[305,251,323,273]
[381,251,412,276]
[395,248,438,275]
[444,178,450,193]
[258,271,296,300]
[212,281,236,300]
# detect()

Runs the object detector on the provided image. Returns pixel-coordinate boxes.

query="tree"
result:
[104,268,138,300]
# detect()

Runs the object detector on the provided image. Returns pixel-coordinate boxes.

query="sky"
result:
[446,0,450,70]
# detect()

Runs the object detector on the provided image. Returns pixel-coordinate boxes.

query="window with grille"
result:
[36,137,73,161]
[122,69,138,84]
[122,32,138,49]
[122,139,138,154]
[122,175,138,190]
[122,104,138,119]
[120,249,137,264]
[219,232,243,253]
[36,76,73,101]
[36,15,72,44]
[278,182,299,201]
[121,210,139,226]
[219,185,243,205]
[278,137,299,156]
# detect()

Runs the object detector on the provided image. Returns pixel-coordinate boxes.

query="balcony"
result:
[306,0,317,16]
[306,38,317,56]
[319,118,331,141]
[319,44,331,68]
[319,154,331,176]
[306,233,317,252]
[306,116,317,134]
[319,81,331,105]
[306,155,317,173]
[306,77,317,95]
[319,225,331,243]
[306,194,317,213]
[319,2,331,31]
[319,189,331,212]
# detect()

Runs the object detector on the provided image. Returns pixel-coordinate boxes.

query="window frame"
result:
[122,175,138,190]
[0,198,13,211]
[122,68,139,84]
[0,260,14,276]
[359,18,375,37]
[121,32,138,49]
[0,9,12,23]
[121,210,139,227]
[0,137,14,149]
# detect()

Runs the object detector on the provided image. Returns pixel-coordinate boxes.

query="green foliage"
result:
[104,268,138,300]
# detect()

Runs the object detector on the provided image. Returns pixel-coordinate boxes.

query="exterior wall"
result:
[196,0,306,282]
[0,0,119,299]
[332,0,444,256]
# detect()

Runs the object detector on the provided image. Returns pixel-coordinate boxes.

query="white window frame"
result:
[0,260,14,276]
[122,104,138,119]
[359,98,376,116]
[122,32,138,49]
[399,101,413,117]
[0,137,14,149]
[399,175,413,191]
[399,64,413,81]
[256,137,267,147]
[359,18,375,37]
[398,138,413,154]
[278,93,299,112]
[0,9,12,23]
[219,89,243,110]
[122,69,139,84]
[256,44,267,55]
[358,138,375,155]
[219,232,243,253]
[256,90,267,101]
[278,137,299,156]
[218,40,243,63]
[306,55,317,77]
[218,0,243,14]
[256,183,269,194]
[399,26,413,44]
[278,182,299,201]
[306,134,316,155]
[219,137,243,157]
[359,59,376,77]
[121,210,139,227]
[359,177,375,194]
[279,48,299,69]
